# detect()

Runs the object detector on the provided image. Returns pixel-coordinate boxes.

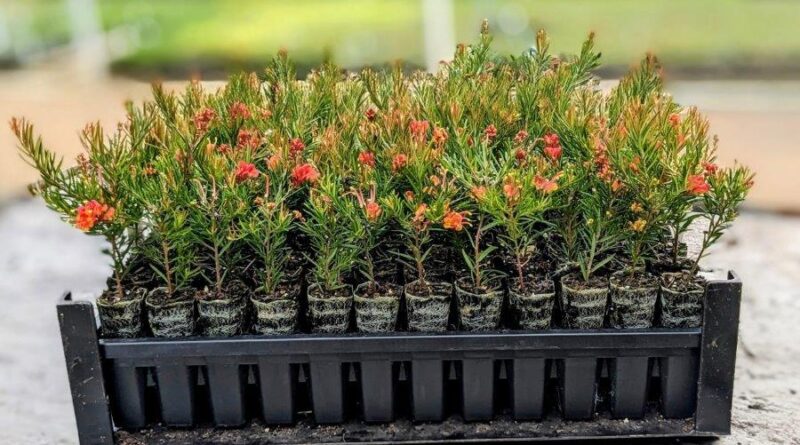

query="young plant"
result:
[301,175,360,292]
[12,117,146,302]
[691,165,753,275]
[239,165,295,296]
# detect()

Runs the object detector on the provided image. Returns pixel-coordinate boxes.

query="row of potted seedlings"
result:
[16,24,751,341]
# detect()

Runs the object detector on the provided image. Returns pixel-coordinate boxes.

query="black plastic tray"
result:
[57,271,741,445]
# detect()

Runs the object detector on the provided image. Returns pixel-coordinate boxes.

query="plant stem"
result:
[162,239,174,296]
[473,215,483,289]
[109,235,125,302]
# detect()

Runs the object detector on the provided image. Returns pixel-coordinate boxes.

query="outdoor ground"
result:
[0,199,797,444]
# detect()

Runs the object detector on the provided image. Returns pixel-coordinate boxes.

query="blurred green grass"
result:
[3,0,800,77]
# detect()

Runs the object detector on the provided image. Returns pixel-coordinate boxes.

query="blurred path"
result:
[1,69,798,212]
[0,199,798,444]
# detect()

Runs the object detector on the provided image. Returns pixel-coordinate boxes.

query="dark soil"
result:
[509,275,554,295]
[355,281,401,299]
[147,287,194,305]
[405,280,452,298]
[610,269,659,289]
[308,284,352,299]
[253,281,301,302]
[115,412,697,444]
[454,276,501,295]
[661,271,707,293]
[561,273,608,291]
[195,280,250,301]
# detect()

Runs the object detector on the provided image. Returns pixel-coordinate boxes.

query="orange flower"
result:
[267,154,281,170]
[515,148,527,163]
[358,151,376,168]
[484,124,498,140]
[229,101,251,120]
[409,119,429,143]
[432,127,448,146]
[630,202,644,213]
[404,190,415,202]
[668,113,681,127]
[392,154,408,172]
[687,174,710,195]
[534,175,559,194]
[430,175,441,187]
[611,179,623,192]
[290,163,320,187]
[365,201,382,222]
[471,186,487,201]
[289,138,305,156]
[443,210,468,231]
[234,161,260,183]
[514,129,529,144]
[544,144,562,161]
[365,108,377,121]
[413,203,428,224]
[503,178,521,203]
[74,200,115,231]
[193,107,216,133]
[703,162,718,175]
[629,218,647,232]
[237,129,260,149]
[217,143,232,155]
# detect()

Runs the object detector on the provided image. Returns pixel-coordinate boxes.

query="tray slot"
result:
[360,360,394,422]
[610,356,650,419]
[108,363,147,429]
[155,363,196,426]
[257,359,295,424]
[461,358,494,421]
[309,360,345,423]
[559,357,598,420]
[411,359,443,421]
[661,354,699,418]
[205,362,246,426]
[511,357,547,420]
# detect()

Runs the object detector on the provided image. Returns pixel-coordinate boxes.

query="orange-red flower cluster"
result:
[365,201,382,222]
[358,151,376,168]
[237,129,260,150]
[534,175,560,194]
[75,200,115,231]
[686,174,710,195]
[234,161,260,183]
[392,154,408,172]
[409,120,429,143]
[229,101,251,120]
[290,138,305,156]
[443,210,468,231]
[290,163,320,187]
[432,127,448,146]
[484,124,498,141]
[542,132,562,161]
[193,107,216,133]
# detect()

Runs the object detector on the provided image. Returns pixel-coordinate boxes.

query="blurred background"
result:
[0,1,799,444]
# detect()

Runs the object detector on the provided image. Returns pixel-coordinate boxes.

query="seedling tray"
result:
[57,271,741,445]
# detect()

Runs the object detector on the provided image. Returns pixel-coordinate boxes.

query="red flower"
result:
[484,124,498,140]
[290,138,305,156]
[515,148,527,162]
[432,127,448,146]
[392,154,408,172]
[409,120,429,143]
[229,101,251,120]
[217,143,232,154]
[290,163,320,187]
[514,130,529,144]
[237,129,260,149]
[669,113,681,127]
[687,174,710,195]
[703,162,718,175]
[544,144,562,161]
[365,108,377,121]
[358,151,376,168]
[443,210,468,231]
[74,200,115,231]
[193,107,216,133]
[534,175,560,194]
[234,161,260,183]
[543,133,559,147]
[365,201,382,222]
